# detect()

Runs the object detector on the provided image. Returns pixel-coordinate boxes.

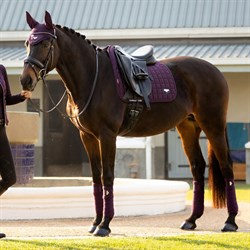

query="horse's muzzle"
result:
[20,62,39,91]
[20,74,37,91]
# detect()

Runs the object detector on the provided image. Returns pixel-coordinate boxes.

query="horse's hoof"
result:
[180,221,197,230]
[0,233,6,239]
[88,225,97,234]
[93,227,111,237]
[221,222,238,232]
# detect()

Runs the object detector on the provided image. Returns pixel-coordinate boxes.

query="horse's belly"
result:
[122,108,187,137]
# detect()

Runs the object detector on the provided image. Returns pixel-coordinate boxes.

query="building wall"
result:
[225,72,250,123]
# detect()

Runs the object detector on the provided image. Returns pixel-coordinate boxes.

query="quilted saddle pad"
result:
[107,46,177,103]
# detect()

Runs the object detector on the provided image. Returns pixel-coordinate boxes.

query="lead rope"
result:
[28,90,67,113]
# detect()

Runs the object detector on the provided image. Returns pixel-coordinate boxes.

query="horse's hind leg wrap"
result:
[181,179,205,230]
[192,180,205,219]
[187,180,204,223]
[225,178,238,216]
[221,178,239,232]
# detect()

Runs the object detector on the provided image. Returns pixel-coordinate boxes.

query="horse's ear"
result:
[44,11,53,30]
[26,11,38,29]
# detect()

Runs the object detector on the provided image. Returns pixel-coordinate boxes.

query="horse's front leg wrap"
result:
[89,183,104,234]
[104,186,114,219]
[93,186,114,236]
[93,183,103,225]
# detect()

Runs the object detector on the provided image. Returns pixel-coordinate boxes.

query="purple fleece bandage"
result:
[104,186,114,218]
[93,183,103,216]
[225,178,238,215]
[192,180,204,218]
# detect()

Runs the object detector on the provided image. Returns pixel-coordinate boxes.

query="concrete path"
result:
[1,201,249,238]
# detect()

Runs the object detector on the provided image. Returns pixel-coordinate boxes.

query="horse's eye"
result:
[43,41,50,49]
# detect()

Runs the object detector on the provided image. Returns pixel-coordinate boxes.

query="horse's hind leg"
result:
[201,125,238,232]
[177,116,207,230]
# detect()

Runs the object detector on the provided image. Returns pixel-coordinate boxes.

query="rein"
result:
[25,32,99,118]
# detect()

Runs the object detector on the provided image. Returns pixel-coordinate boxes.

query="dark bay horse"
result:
[20,11,238,236]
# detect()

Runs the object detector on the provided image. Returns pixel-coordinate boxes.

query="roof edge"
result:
[1,27,249,41]
[4,59,250,74]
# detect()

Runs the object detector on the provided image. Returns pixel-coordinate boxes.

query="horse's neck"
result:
[56,32,96,104]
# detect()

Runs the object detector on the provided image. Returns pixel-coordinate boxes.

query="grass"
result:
[1,182,249,250]
[1,233,250,250]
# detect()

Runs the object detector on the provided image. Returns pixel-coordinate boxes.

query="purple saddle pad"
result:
[107,46,177,103]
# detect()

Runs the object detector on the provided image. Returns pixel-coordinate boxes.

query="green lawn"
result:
[1,182,249,250]
[1,233,250,250]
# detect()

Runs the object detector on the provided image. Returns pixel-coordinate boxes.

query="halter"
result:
[24,31,99,118]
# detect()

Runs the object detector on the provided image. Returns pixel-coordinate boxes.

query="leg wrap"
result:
[225,178,238,215]
[192,180,204,218]
[93,183,103,217]
[104,186,114,218]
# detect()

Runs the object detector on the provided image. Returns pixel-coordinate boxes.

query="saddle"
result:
[113,45,156,109]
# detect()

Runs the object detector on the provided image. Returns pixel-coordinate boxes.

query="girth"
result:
[118,98,144,136]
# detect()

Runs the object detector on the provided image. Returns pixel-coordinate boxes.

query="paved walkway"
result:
[1,201,249,238]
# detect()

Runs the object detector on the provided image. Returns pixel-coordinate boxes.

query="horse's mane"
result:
[55,24,102,51]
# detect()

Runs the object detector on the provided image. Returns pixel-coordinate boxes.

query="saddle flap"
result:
[115,50,140,94]
[113,46,153,109]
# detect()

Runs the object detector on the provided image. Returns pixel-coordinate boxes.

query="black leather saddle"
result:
[114,45,157,109]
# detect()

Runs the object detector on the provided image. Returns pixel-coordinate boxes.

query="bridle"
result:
[24,30,99,118]
[24,30,57,81]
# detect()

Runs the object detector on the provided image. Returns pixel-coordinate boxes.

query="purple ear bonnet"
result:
[28,24,55,45]
[26,11,56,45]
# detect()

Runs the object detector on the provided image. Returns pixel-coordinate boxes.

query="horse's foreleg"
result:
[177,119,206,230]
[93,135,116,237]
[79,132,103,233]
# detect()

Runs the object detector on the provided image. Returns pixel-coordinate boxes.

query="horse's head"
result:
[20,11,58,91]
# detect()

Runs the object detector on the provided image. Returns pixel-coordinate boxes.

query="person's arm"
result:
[2,66,31,105]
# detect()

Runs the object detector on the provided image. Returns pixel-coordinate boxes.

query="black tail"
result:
[208,130,232,208]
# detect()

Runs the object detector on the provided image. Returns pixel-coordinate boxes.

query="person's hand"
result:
[21,90,32,99]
